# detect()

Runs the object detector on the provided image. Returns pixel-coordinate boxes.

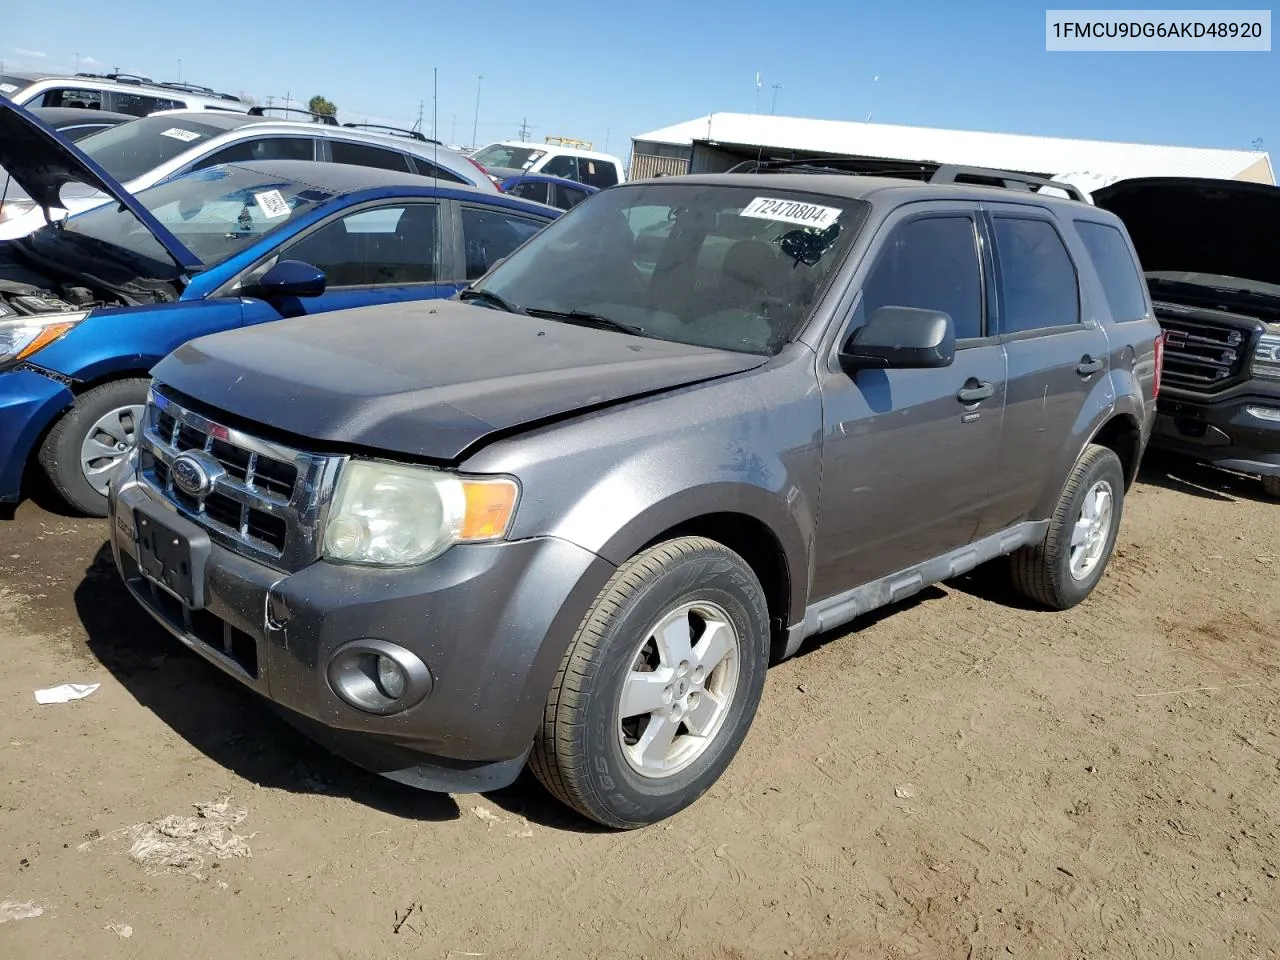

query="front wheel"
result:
[1009,444,1126,610]
[530,537,770,829]
[37,378,150,517]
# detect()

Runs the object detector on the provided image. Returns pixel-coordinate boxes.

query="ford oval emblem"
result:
[171,452,213,497]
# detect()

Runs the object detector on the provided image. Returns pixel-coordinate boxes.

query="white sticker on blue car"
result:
[740,197,842,230]
[253,190,291,219]
[160,127,202,143]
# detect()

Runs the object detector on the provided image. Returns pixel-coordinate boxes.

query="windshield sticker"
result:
[253,189,292,219]
[740,197,842,230]
[0,83,18,94]
[160,127,202,143]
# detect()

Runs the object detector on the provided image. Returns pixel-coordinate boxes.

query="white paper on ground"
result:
[34,682,101,704]
[0,900,44,923]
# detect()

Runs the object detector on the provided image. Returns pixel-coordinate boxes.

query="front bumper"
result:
[108,473,616,792]
[1152,389,1280,477]
[0,367,74,502]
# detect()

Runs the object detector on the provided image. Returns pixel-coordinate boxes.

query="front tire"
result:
[1010,444,1126,610]
[37,378,150,517]
[530,537,770,829]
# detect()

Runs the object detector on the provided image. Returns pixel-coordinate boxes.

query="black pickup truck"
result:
[1094,177,1280,498]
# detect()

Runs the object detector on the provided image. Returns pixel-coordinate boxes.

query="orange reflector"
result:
[459,479,518,540]
[16,322,77,360]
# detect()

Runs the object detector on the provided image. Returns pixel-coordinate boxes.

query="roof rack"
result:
[247,105,338,125]
[727,155,1088,202]
[75,71,153,85]
[341,122,438,144]
[157,81,245,102]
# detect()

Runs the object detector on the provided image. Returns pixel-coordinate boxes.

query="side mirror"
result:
[839,306,956,371]
[250,259,327,299]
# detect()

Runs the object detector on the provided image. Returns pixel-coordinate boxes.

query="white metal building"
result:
[630,113,1274,192]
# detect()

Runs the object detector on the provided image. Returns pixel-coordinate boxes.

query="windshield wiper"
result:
[458,287,527,314]
[525,307,644,336]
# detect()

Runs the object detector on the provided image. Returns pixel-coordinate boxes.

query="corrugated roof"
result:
[633,113,1273,187]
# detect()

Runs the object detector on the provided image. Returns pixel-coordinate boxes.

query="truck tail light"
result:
[1152,331,1164,399]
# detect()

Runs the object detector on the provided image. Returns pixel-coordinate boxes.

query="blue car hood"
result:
[0,98,203,273]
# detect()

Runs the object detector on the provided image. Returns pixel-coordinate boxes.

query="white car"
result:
[471,140,625,190]
[0,71,250,116]
[0,110,499,238]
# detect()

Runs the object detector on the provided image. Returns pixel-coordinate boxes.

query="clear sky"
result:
[4,0,1276,159]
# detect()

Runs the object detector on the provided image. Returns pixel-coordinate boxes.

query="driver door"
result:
[810,204,1007,601]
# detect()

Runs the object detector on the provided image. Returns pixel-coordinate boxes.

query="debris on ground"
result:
[79,796,254,880]
[106,922,134,938]
[471,806,503,827]
[33,682,100,704]
[0,900,44,923]
[895,784,917,799]
[470,806,534,837]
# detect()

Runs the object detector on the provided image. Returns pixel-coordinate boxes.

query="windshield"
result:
[473,182,869,355]
[75,114,232,183]
[48,164,332,270]
[472,144,546,171]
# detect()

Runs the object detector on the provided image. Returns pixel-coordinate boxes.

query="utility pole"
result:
[450,114,457,145]
[414,99,424,133]
[74,52,80,72]
[604,127,610,153]
[177,59,182,82]
[517,117,530,141]
[754,71,762,113]
[471,74,483,149]
[771,82,783,114]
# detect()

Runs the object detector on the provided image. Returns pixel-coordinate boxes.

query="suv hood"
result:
[1092,177,1280,290]
[0,98,203,272]
[151,300,768,461]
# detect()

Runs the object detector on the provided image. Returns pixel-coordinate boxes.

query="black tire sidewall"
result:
[1053,449,1126,605]
[577,549,769,826]
[41,379,150,517]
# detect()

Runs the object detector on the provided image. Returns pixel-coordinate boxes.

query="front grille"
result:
[138,386,344,571]
[1154,302,1264,393]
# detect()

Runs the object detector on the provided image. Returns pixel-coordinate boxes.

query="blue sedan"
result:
[0,99,559,515]
[500,174,599,210]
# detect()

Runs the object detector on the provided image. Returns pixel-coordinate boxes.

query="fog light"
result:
[326,639,432,715]
[1245,404,1280,423]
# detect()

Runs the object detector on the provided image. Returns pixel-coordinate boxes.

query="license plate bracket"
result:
[134,502,211,609]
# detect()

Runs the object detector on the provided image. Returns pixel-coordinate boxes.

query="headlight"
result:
[1253,332,1280,380]
[322,459,519,566]
[0,198,38,224]
[0,311,88,367]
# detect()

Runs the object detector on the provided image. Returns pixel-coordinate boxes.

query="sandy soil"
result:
[1,450,1278,960]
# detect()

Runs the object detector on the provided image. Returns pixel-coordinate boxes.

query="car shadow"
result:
[1137,450,1273,504]
[73,542,460,823]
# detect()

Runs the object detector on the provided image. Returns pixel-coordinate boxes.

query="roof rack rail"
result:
[727,155,1089,202]
[247,105,338,126]
[927,164,1088,202]
[341,122,439,144]
[79,71,155,85]
[159,80,216,95]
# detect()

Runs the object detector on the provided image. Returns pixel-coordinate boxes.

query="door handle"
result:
[1077,355,1105,376]
[956,381,995,404]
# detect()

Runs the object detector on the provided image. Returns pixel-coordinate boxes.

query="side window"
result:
[541,154,579,181]
[855,216,983,340]
[556,184,589,210]
[992,217,1080,334]
[284,203,441,287]
[460,206,546,280]
[510,181,550,205]
[111,92,182,115]
[329,140,413,173]
[1074,220,1149,322]
[40,87,104,110]
[409,158,467,184]
[190,137,315,171]
[582,159,618,188]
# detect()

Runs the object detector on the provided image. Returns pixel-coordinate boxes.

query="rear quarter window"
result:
[1074,220,1150,322]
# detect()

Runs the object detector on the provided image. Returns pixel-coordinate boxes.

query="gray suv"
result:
[107,165,1162,828]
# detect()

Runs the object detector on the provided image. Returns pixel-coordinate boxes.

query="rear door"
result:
[811,203,1007,599]
[451,201,550,290]
[979,203,1113,530]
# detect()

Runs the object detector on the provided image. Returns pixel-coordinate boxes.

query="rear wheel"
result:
[37,378,149,517]
[1261,475,1280,500]
[1010,444,1125,610]
[530,537,770,829]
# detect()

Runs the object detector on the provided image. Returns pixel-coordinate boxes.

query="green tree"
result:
[308,95,337,118]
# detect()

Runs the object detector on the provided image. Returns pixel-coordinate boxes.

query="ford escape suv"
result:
[107,165,1162,828]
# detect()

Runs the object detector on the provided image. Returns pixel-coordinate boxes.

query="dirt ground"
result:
[1,450,1278,960]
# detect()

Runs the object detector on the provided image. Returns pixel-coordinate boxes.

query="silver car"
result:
[0,109,498,237]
